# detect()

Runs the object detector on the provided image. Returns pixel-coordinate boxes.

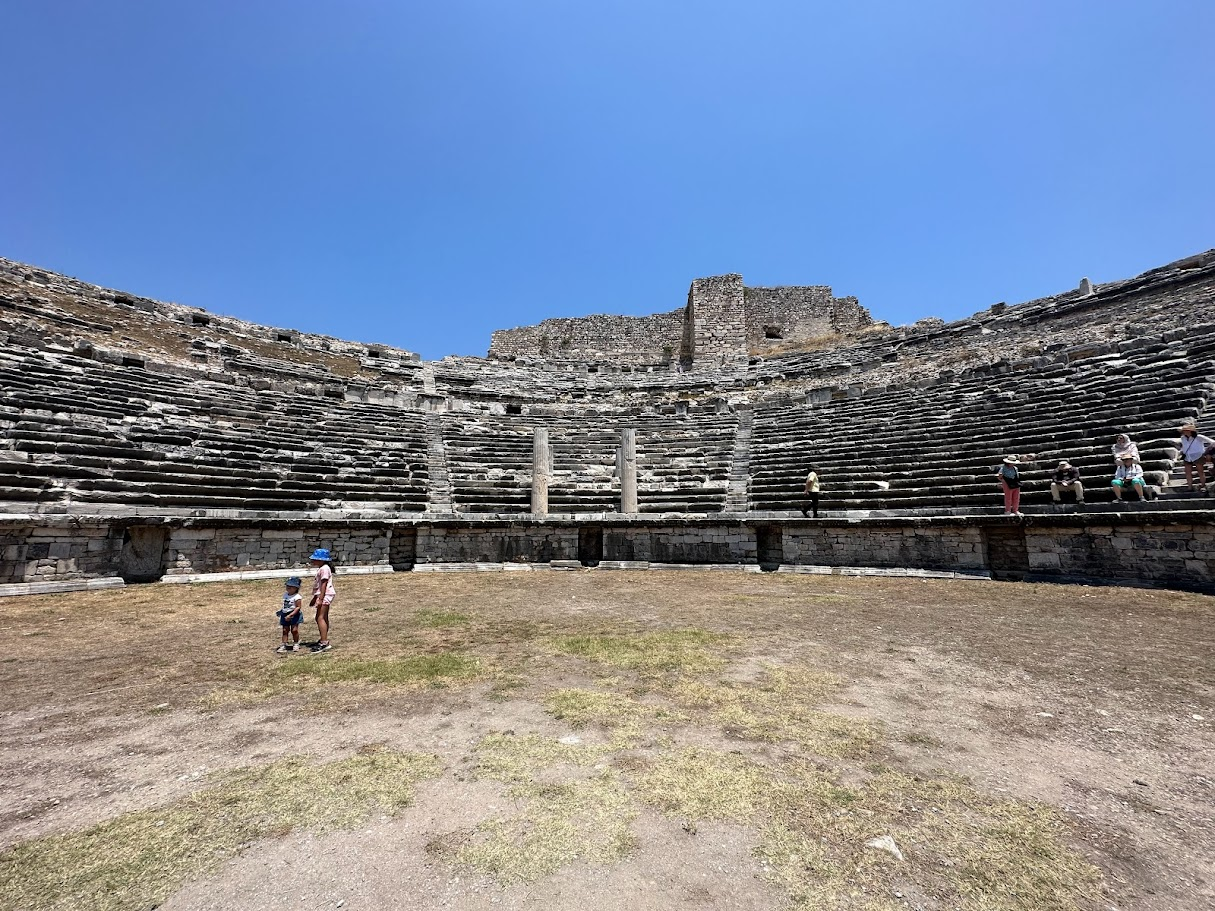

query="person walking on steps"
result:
[1178,421,1215,493]
[996,455,1023,516]
[1051,461,1084,508]
[309,548,336,652]
[802,464,821,518]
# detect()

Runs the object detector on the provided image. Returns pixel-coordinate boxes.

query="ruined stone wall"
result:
[686,274,748,366]
[415,526,580,563]
[4,514,1215,593]
[744,286,834,348]
[743,287,872,350]
[783,523,987,571]
[1024,521,1215,588]
[0,520,120,584]
[489,310,684,363]
[165,525,391,576]
[603,525,756,563]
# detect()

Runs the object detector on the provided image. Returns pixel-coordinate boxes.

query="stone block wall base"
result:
[160,565,395,585]
[777,564,992,581]
[0,578,125,598]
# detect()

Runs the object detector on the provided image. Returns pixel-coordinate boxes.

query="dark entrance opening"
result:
[756,525,783,571]
[389,527,416,571]
[578,527,603,567]
[983,526,1030,581]
[118,527,168,582]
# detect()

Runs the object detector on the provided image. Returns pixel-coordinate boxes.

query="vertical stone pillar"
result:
[1078,277,1094,296]
[620,428,638,514]
[531,428,550,516]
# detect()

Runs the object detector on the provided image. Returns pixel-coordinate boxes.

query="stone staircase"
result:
[723,409,753,513]
[424,413,454,513]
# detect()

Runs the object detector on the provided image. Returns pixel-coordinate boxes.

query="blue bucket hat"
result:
[285,576,302,588]
[310,548,331,562]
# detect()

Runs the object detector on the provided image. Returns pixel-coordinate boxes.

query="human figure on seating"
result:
[996,455,1023,516]
[1111,455,1146,502]
[1051,461,1084,507]
[802,464,820,518]
[1111,433,1140,465]
[1177,422,1215,493]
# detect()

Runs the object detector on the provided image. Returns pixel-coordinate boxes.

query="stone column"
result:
[531,428,550,516]
[620,428,638,514]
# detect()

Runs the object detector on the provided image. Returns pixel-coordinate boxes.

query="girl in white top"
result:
[308,547,337,652]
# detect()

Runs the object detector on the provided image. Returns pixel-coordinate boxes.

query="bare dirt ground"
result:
[0,571,1211,911]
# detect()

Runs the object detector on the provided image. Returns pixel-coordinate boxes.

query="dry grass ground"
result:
[0,571,1211,911]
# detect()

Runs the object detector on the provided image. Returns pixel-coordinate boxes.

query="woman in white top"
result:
[1110,433,1139,465]
[1177,422,1215,492]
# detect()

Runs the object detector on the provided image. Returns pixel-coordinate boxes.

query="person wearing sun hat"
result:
[1051,460,1084,507]
[308,547,336,652]
[1177,421,1215,493]
[1111,455,1146,502]
[995,455,1023,516]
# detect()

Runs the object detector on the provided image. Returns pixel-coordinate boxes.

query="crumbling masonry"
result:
[2,250,1215,594]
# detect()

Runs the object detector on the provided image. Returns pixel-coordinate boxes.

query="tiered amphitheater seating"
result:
[0,344,429,512]
[749,326,1215,513]
[440,410,737,513]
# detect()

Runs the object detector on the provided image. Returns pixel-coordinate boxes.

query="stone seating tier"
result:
[748,325,1214,512]
[439,411,736,513]
[0,344,430,512]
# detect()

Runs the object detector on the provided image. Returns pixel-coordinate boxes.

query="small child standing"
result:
[276,577,304,653]
[309,547,336,652]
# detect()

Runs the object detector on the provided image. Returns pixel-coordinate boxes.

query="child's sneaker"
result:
[275,644,291,653]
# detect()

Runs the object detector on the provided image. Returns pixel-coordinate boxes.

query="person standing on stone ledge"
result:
[995,455,1023,516]
[1051,461,1084,507]
[1177,422,1215,493]
[802,464,821,518]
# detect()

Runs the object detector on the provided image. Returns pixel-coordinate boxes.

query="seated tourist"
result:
[1111,455,1146,502]
[1111,433,1139,465]
[1051,461,1084,506]
[1178,421,1215,492]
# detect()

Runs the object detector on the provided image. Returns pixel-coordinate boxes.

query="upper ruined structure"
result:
[3,249,1215,524]
[488,275,872,366]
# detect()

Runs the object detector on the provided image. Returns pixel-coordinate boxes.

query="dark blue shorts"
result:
[278,610,303,628]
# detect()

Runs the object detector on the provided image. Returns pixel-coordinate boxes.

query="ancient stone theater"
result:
[2,250,1214,595]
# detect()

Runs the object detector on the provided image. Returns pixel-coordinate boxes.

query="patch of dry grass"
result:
[757,766,1101,911]
[0,749,441,911]
[547,629,731,675]
[544,688,685,734]
[671,664,879,757]
[632,747,776,820]
[430,733,636,880]
[270,652,483,687]
[432,772,637,881]
[414,609,472,628]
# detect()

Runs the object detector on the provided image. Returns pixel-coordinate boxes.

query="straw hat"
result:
[1002,455,1019,465]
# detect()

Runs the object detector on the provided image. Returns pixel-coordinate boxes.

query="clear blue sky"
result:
[3,1,1212,360]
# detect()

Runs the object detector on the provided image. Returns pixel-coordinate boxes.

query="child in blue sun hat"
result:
[308,548,336,652]
[275,576,304,653]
